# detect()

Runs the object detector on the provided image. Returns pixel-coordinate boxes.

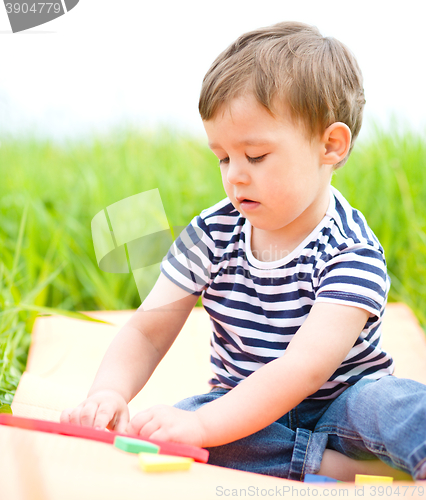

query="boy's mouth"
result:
[236,197,260,210]
[236,196,257,203]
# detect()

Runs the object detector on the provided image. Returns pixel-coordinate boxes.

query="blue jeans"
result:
[315,376,426,480]
[174,376,426,481]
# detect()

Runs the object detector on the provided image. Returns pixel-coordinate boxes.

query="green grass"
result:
[332,125,426,324]
[1,123,425,405]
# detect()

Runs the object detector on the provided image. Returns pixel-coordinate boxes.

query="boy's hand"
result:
[60,390,130,433]
[126,405,207,447]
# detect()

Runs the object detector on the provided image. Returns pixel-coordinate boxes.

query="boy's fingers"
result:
[93,405,114,430]
[60,395,129,430]
[148,428,169,442]
[113,414,129,434]
[79,401,99,427]
[68,405,85,426]
[60,408,72,424]
[126,411,149,434]
[127,412,158,437]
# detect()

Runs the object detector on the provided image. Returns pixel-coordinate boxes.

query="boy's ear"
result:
[321,122,351,166]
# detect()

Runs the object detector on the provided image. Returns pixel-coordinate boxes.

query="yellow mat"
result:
[2,303,425,499]
[11,307,213,421]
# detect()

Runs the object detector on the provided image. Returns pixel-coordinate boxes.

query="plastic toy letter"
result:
[4,0,79,33]
[91,189,208,305]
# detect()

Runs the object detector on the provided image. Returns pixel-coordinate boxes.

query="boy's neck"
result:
[250,188,331,262]
[251,226,310,262]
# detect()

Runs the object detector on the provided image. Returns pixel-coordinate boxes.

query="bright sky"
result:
[0,0,425,144]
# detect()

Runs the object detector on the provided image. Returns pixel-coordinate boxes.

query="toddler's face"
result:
[203,93,333,251]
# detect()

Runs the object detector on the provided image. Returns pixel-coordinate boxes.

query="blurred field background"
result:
[1,125,426,406]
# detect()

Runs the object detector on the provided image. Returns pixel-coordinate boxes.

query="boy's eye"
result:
[218,155,266,166]
[247,154,267,163]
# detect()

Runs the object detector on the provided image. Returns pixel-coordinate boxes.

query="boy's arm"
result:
[60,273,199,432]
[128,301,369,447]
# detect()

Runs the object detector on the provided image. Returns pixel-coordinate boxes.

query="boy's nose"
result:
[226,160,250,185]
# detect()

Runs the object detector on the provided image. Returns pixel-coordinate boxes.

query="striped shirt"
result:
[161,186,394,399]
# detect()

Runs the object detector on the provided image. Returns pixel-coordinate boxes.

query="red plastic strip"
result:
[0,414,209,463]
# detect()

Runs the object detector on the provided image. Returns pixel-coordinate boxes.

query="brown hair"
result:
[199,21,366,167]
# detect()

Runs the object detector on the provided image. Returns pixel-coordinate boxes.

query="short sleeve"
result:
[315,244,390,318]
[160,215,215,296]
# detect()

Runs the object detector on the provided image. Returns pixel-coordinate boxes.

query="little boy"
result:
[61,21,426,481]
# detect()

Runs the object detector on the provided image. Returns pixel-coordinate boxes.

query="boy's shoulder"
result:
[327,186,384,252]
